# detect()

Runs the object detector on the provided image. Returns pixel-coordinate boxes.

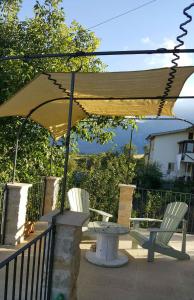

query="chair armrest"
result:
[130,218,162,223]
[148,228,176,233]
[89,208,113,218]
[130,218,162,229]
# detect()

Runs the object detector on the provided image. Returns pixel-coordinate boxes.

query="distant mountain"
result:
[78,120,189,154]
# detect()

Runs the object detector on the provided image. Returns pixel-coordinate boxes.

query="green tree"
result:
[0,0,136,183]
[69,151,136,220]
[134,159,163,189]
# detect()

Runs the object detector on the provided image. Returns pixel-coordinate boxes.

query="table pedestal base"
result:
[85,250,128,267]
[85,233,129,267]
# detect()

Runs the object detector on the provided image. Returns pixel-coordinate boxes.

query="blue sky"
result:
[19,0,194,70]
[19,0,194,121]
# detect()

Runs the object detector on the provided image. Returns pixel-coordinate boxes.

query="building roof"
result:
[146,126,194,140]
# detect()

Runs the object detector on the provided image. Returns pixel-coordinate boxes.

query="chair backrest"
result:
[157,202,188,245]
[67,188,90,213]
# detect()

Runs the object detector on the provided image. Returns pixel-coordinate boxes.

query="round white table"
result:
[85,221,129,267]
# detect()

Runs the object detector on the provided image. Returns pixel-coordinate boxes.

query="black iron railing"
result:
[0,184,7,244]
[0,223,55,300]
[57,178,69,210]
[26,180,46,222]
[133,187,194,232]
[132,188,194,232]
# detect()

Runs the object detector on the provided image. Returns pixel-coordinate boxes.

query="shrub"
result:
[68,152,136,221]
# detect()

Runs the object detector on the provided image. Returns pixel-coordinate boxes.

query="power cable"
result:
[87,0,158,30]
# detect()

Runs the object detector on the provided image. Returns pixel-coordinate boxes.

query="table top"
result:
[88,221,129,235]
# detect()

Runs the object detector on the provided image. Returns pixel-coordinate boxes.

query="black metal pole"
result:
[49,138,54,176]
[60,72,75,213]
[12,137,19,183]
[12,117,28,183]
[1,185,8,245]
[0,48,194,61]
[128,126,134,160]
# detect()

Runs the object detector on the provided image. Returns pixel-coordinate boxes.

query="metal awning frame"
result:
[3,46,193,212]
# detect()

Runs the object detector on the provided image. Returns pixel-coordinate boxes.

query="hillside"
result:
[78,120,189,154]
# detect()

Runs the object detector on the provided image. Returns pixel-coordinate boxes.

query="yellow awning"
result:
[0,66,193,139]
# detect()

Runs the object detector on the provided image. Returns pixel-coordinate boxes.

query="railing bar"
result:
[35,237,42,299]
[136,187,193,197]
[47,224,55,300]
[12,257,17,300]
[0,225,53,268]
[41,179,46,217]
[40,234,47,300]
[30,242,37,300]
[19,251,24,299]
[44,230,51,300]
[26,181,46,222]
[25,246,31,300]
[4,263,9,300]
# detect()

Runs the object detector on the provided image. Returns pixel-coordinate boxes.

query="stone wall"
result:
[43,177,61,215]
[117,184,136,228]
[4,183,32,245]
[52,225,82,299]
[40,211,89,300]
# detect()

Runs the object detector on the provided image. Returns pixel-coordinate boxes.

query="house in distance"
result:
[146,126,194,181]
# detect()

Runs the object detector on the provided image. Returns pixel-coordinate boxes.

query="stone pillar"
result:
[3,183,32,245]
[117,184,136,228]
[41,210,89,300]
[43,176,61,215]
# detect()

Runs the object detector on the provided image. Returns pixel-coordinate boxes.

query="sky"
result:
[18,0,194,122]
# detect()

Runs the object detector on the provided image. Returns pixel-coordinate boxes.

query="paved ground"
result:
[78,234,194,300]
[0,230,193,300]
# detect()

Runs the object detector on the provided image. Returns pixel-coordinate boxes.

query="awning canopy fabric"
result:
[0,66,193,139]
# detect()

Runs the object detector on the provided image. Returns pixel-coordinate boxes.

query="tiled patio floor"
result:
[78,233,194,300]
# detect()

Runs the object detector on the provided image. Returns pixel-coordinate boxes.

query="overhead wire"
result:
[87,0,158,30]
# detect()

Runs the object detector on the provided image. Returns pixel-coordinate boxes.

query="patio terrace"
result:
[78,233,194,300]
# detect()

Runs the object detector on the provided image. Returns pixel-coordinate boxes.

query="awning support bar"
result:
[60,72,75,213]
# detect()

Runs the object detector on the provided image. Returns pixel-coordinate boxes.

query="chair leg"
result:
[181,219,187,253]
[147,231,156,262]
[147,248,155,262]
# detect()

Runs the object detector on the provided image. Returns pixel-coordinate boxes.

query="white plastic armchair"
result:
[67,188,113,222]
[130,202,190,262]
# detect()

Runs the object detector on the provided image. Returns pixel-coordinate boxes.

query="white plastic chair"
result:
[67,188,113,227]
[130,202,190,262]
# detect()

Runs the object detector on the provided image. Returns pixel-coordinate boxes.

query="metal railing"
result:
[0,223,55,300]
[133,187,194,232]
[26,180,46,222]
[0,184,7,244]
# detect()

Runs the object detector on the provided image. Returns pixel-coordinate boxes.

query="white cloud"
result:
[141,37,151,44]
[173,74,194,122]
[140,37,194,121]
[143,37,193,68]
[123,46,129,51]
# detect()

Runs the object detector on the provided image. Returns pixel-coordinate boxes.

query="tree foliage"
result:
[134,159,163,189]
[68,150,136,221]
[0,0,136,183]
